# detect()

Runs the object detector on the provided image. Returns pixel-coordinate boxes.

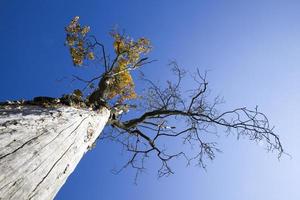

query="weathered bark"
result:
[0,105,110,200]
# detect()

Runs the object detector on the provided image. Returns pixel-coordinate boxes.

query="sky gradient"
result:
[1,1,300,199]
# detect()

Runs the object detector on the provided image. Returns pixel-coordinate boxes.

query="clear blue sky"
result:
[1,1,300,199]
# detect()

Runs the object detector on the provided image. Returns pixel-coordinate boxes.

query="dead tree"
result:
[0,16,283,199]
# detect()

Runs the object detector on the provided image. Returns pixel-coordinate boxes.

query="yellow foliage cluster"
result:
[107,33,151,102]
[111,32,151,67]
[108,60,137,102]
[65,16,152,103]
[65,16,94,66]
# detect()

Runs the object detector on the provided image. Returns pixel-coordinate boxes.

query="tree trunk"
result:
[0,105,110,200]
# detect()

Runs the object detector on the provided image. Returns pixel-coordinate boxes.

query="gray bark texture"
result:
[0,105,110,200]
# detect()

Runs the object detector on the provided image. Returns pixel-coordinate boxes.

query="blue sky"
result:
[1,1,300,199]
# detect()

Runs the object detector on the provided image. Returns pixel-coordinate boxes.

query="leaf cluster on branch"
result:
[65,16,152,105]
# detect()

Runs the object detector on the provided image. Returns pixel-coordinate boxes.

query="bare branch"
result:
[104,63,284,180]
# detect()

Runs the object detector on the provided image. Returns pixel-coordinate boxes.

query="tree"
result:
[0,16,283,199]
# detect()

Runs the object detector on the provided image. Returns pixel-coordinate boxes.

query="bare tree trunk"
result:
[0,105,110,200]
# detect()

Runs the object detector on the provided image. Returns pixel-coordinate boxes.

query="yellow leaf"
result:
[87,52,95,60]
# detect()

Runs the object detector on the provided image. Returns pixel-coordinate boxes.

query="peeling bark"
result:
[0,105,110,200]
